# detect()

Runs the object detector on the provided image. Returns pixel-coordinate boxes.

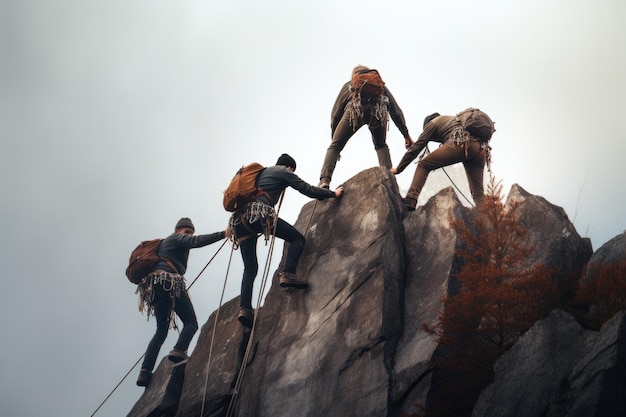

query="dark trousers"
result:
[141,283,198,371]
[235,216,305,310]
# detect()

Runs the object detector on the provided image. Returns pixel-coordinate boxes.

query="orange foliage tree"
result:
[574,260,626,327]
[421,177,559,417]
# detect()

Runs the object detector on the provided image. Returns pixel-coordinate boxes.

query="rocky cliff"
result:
[127,167,626,417]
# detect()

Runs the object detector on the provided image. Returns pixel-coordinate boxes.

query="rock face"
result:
[127,168,625,417]
[471,310,626,417]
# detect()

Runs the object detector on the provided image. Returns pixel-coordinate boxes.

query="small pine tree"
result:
[422,176,559,417]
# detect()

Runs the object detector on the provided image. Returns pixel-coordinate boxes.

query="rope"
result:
[88,241,226,417]
[89,354,144,417]
[200,241,236,416]
[187,239,228,290]
[421,145,475,207]
[225,191,285,417]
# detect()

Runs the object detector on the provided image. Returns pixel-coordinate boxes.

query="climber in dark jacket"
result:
[230,153,344,328]
[136,218,227,387]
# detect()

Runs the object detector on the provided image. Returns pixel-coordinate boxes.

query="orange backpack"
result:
[223,162,267,212]
[351,69,385,99]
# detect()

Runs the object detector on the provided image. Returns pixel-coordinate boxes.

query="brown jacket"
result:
[395,115,462,173]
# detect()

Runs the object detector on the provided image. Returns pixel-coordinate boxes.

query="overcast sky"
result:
[1,1,624,416]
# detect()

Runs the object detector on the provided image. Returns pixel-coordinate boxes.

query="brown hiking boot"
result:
[238,307,254,328]
[167,348,189,363]
[318,177,331,189]
[279,271,309,289]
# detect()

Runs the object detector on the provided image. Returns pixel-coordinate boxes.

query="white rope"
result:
[225,191,285,417]
[200,241,236,416]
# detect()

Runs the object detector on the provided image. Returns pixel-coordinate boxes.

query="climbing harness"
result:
[136,271,186,329]
[347,95,390,131]
[229,200,276,246]
[88,239,227,417]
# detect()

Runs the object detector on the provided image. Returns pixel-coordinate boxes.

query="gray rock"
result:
[507,184,593,291]
[471,310,595,417]
[127,170,624,417]
[391,186,471,415]
[581,231,626,283]
[233,167,406,417]
[562,311,626,417]
[128,358,187,417]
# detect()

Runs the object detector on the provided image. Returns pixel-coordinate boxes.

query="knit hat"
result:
[276,153,297,170]
[423,112,441,128]
[175,217,195,231]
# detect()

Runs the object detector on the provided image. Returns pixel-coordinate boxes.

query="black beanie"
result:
[175,217,194,231]
[423,112,441,128]
[276,153,297,170]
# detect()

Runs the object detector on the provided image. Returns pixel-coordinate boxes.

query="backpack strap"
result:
[159,257,179,275]
[236,212,259,244]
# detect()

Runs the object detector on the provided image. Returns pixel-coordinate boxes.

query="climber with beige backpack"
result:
[224,153,344,328]
[391,108,496,210]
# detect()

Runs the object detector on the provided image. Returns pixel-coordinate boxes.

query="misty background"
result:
[1,1,624,416]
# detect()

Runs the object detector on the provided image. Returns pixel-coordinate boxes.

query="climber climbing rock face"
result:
[228,153,343,328]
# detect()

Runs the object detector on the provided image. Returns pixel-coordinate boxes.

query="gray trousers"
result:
[320,110,390,181]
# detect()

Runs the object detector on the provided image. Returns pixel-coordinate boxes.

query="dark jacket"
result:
[330,81,410,139]
[156,231,225,274]
[395,115,461,173]
[256,165,336,206]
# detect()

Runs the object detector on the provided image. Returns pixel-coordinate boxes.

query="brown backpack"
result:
[223,162,267,212]
[351,69,385,99]
[456,108,496,142]
[125,239,176,284]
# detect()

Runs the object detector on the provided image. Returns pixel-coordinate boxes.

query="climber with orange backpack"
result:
[226,153,343,328]
[390,108,496,210]
[318,65,413,189]
[128,217,228,387]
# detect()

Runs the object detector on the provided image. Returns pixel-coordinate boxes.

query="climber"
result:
[318,65,413,189]
[136,218,228,387]
[230,153,344,328]
[391,111,492,210]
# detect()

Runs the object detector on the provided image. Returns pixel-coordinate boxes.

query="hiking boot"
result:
[279,271,309,289]
[402,197,417,211]
[238,307,254,328]
[136,369,152,387]
[318,177,331,189]
[167,348,189,363]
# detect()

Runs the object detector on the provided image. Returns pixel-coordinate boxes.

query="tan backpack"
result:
[456,108,496,142]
